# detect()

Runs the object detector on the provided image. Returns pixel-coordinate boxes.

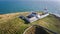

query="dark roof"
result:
[32,12,37,15]
[27,14,34,18]
[27,12,37,18]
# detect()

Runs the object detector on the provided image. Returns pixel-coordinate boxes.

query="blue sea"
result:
[0,1,60,16]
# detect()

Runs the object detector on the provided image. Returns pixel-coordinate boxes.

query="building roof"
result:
[27,12,37,19]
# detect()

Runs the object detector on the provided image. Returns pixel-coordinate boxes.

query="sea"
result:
[0,1,60,16]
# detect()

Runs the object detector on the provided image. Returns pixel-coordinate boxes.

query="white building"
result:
[20,12,49,23]
[25,12,41,22]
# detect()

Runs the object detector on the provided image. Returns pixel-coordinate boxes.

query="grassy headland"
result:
[0,12,60,34]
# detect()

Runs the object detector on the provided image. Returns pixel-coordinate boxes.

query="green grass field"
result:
[0,12,60,34]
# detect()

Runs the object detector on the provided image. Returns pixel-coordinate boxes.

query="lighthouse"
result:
[44,7,48,13]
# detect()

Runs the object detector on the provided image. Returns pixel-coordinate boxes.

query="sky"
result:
[0,0,60,1]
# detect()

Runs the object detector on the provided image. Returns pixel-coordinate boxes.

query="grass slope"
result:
[0,12,60,34]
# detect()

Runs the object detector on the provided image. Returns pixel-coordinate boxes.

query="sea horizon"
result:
[0,1,60,16]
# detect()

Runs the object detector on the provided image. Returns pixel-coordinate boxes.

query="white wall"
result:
[40,13,49,19]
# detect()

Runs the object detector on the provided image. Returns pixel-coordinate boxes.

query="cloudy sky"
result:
[0,0,60,1]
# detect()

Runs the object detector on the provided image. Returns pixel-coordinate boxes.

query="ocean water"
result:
[0,1,60,15]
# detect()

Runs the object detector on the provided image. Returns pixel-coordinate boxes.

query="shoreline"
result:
[0,12,60,21]
[0,11,43,15]
[0,12,60,18]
